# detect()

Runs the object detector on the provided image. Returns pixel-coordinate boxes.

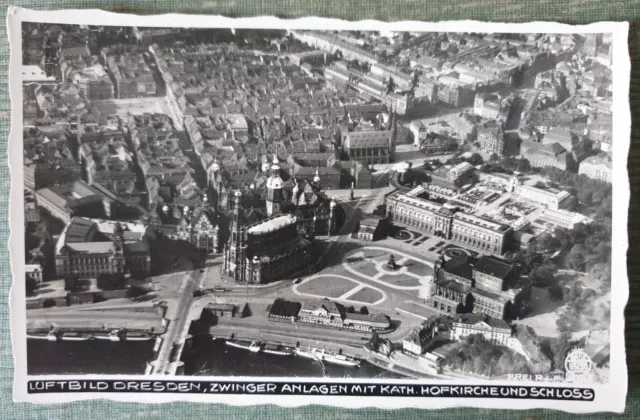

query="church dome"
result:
[266,175,283,189]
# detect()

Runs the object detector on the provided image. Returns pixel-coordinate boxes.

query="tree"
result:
[550,332,574,370]
[64,275,79,292]
[443,138,458,152]
[536,232,559,254]
[26,277,37,297]
[534,181,546,189]
[489,153,499,162]
[97,273,126,291]
[516,159,531,173]
[528,259,557,287]
[467,153,483,165]
[566,244,587,271]
[549,284,564,301]
[563,196,578,211]
[359,306,369,315]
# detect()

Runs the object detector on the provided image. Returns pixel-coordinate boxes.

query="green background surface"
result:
[1,1,639,418]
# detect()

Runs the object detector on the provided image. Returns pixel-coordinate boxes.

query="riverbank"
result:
[181,335,406,379]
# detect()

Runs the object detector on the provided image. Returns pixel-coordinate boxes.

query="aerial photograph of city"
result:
[21,23,613,382]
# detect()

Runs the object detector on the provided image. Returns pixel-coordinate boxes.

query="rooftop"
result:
[36,181,106,210]
[473,255,514,280]
[345,130,392,149]
[452,313,511,330]
[247,214,297,235]
[452,212,510,232]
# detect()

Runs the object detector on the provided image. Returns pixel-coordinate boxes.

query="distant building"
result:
[508,325,552,373]
[429,162,474,190]
[542,127,573,151]
[177,202,221,254]
[342,312,390,331]
[268,298,302,320]
[523,142,574,171]
[476,121,505,157]
[298,298,343,323]
[539,208,591,229]
[514,181,572,210]
[579,154,612,183]
[473,93,502,120]
[450,314,512,347]
[403,328,430,356]
[290,152,336,168]
[54,217,150,279]
[288,50,326,67]
[35,180,113,224]
[386,186,512,255]
[343,122,397,165]
[353,217,383,241]
[293,166,341,190]
[25,263,43,284]
[22,65,57,84]
[206,303,236,318]
[430,254,525,320]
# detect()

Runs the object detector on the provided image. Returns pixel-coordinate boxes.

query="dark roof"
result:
[440,255,475,280]
[269,298,301,318]
[65,217,97,243]
[543,142,567,155]
[473,256,514,280]
[434,277,471,294]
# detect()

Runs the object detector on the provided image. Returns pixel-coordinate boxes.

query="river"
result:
[27,337,403,379]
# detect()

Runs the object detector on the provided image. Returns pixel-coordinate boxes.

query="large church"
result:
[222,158,338,284]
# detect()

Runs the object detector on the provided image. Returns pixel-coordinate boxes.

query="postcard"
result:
[7,6,630,413]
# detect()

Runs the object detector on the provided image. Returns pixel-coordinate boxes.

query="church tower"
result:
[266,155,283,217]
[313,168,321,189]
[224,190,247,282]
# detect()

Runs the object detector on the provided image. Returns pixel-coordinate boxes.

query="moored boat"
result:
[321,352,360,368]
[27,333,50,340]
[294,347,361,367]
[46,330,58,341]
[248,341,262,353]
[124,333,154,342]
[293,347,317,360]
[225,339,262,353]
[61,332,92,342]
[262,343,293,356]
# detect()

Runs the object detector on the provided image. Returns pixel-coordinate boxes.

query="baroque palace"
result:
[385,186,512,255]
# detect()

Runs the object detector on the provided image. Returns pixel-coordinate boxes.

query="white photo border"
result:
[7,6,631,413]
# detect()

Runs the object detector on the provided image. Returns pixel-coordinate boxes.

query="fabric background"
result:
[1,1,639,418]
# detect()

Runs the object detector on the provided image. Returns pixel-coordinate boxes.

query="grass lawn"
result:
[377,274,421,287]
[346,259,380,278]
[405,262,433,277]
[347,287,384,304]
[297,276,358,298]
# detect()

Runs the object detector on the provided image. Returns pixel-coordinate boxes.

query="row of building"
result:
[268,297,391,331]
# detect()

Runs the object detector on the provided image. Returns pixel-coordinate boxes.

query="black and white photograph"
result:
[8,7,630,412]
